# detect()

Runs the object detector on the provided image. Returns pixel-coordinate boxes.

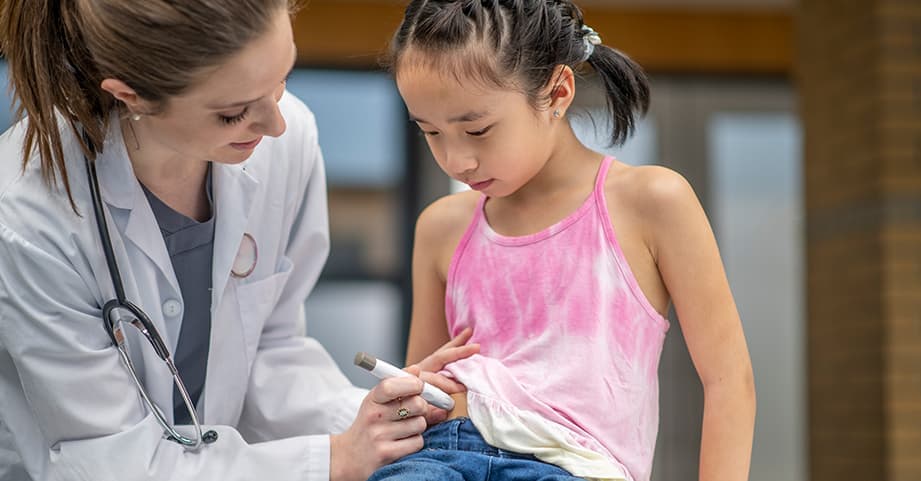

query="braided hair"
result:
[388,0,649,145]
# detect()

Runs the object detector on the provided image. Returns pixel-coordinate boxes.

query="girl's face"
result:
[396,64,558,197]
[133,8,296,165]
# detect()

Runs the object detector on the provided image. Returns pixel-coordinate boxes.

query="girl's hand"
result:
[329,377,428,481]
[407,327,478,393]
[405,327,479,425]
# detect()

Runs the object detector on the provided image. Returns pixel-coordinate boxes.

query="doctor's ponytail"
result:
[0,0,294,213]
[0,0,108,211]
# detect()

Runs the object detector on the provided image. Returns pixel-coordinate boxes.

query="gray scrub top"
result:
[142,165,215,425]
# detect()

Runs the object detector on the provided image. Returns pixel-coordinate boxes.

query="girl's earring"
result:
[130,112,142,121]
[553,110,561,118]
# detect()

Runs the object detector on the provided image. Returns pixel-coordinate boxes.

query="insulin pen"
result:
[354,352,455,411]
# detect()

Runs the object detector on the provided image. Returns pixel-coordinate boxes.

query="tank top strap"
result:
[445,193,488,314]
[458,194,487,250]
[594,156,615,196]
[475,193,488,218]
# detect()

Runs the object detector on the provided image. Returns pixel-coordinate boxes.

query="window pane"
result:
[285,70,406,187]
[286,70,408,278]
[0,62,16,131]
[304,281,405,388]
[571,110,658,166]
[709,112,805,481]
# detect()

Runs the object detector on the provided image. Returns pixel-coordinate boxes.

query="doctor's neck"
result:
[121,120,211,221]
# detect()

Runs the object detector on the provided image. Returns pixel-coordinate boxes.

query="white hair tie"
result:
[581,25,602,62]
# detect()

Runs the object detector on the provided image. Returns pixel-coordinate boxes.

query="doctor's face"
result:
[130,8,296,165]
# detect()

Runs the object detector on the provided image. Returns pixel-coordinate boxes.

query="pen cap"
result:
[354,352,377,371]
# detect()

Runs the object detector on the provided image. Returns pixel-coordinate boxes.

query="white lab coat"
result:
[0,93,366,480]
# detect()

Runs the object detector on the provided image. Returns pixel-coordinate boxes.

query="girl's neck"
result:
[122,121,211,221]
[504,124,602,206]
[482,126,603,237]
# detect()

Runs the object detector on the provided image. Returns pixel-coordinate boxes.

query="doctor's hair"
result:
[387,0,649,146]
[0,0,297,212]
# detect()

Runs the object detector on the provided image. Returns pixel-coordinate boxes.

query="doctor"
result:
[0,1,476,480]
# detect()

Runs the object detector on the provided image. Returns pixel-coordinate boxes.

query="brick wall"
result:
[798,1,921,479]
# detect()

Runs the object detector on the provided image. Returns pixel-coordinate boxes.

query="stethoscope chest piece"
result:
[202,430,219,444]
[231,233,258,278]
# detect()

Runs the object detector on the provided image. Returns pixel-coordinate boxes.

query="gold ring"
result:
[397,407,409,419]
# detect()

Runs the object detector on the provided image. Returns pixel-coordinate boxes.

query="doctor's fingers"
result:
[383,412,427,439]
[375,432,426,466]
[334,415,425,478]
[369,376,423,404]
[361,405,426,447]
[383,395,428,422]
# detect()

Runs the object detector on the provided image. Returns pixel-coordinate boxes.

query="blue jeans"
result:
[368,417,585,481]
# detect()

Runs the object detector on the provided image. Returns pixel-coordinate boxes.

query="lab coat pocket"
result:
[234,256,294,366]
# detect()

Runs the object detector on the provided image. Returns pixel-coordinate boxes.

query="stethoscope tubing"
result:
[82,129,216,450]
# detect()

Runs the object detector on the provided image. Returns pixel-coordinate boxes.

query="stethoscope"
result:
[82,129,221,450]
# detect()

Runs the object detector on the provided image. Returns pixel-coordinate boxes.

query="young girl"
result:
[372,1,756,480]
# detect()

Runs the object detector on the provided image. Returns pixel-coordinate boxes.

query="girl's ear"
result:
[546,65,576,116]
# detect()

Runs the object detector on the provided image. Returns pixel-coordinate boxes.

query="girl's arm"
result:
[404,194,480,366]
[646,167,756,481]
[405,201,455,366]
[402,194,481,420]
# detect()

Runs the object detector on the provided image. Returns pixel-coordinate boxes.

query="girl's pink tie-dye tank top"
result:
[443,157,670,481]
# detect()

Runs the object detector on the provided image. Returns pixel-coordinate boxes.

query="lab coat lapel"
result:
[211,163,259,309]
[205,162,259,422]
[95,119,181,300]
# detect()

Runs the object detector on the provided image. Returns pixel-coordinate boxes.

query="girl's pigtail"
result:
[585,44,650,146]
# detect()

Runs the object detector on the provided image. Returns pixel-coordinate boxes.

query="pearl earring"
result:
[553,110,561,118]
[130,112,141,121]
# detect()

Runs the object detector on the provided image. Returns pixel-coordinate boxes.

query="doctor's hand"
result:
[405,327,479,426]
[329,377,428,481]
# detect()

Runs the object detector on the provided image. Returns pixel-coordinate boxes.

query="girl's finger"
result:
[418,370,467,394]
[437,327,473,351]
[419,344,479,372]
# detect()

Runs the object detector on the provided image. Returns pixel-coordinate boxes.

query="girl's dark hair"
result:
[387,0,650,147]
[0,0,295,211]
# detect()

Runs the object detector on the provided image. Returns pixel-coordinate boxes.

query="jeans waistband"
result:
[422,417,536,459]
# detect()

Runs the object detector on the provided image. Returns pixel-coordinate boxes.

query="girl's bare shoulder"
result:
[414,190,482,253]
[605,161,700,224]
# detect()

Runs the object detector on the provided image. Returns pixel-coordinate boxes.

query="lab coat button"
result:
[162,299,182,318]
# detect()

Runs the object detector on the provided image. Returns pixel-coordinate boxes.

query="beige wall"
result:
[291,1,793,74]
